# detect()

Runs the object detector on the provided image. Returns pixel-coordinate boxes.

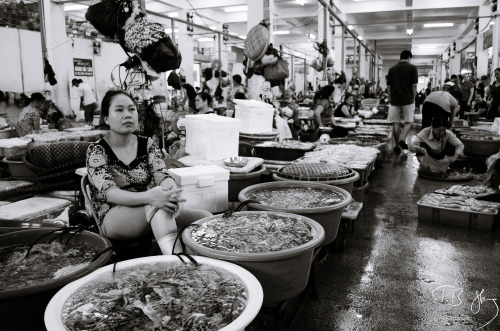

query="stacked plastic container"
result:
[233,99,275,134]
[184,114,241,161]
[168,165,230,213]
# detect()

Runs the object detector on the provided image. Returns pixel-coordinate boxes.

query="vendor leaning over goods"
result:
[409,116,464,174]
[421,88,459,129]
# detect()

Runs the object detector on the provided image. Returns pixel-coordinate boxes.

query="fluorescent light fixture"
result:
[165,28,179,34]
[238,35,247,39]
[418,45,436,49]
[167,12,179,18]
[198,37,215,42]
[273,31,290,35]
[64,4,88,11]
[491,21,495,25]
[297,0,305,5]
[307,33,316,39]
[209,26,216,30]
[357,36,363,40]
[224,5,248,13]
[347,25,353,30]
[423,23,454,28]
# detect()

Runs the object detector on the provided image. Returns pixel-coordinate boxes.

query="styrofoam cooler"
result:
[168,165,230,213]
[185,114,241,161]
[234,99,275,134]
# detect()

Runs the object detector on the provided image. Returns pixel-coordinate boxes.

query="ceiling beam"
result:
[184,0,246,10]
[337,0,481,14]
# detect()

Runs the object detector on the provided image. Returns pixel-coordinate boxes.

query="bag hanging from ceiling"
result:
[167,71,181,90]
[264,58,289,82]
[244,20,270,62]
[85,0,122,38]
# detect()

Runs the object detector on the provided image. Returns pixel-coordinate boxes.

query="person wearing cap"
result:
[421,88,459,129]
[72,78,98,126]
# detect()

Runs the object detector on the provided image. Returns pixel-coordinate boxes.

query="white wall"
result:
[68,38,129,111]
[0,27,44,93]
[0,27,172,113]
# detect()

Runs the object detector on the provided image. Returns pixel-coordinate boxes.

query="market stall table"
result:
[0,129,108,157]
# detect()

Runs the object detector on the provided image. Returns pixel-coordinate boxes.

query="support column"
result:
[178,10,194,85]
[40,0,71,114]
[246,0,267,100]
[492,12,500,72]
[333,22,344,73]
[359,47,367,80]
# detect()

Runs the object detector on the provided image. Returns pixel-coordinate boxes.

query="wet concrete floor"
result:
[248,137,500,331]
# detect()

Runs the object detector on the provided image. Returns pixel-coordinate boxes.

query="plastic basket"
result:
[361,98,379,109]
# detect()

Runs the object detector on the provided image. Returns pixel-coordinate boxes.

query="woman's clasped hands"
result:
[149,186,186,214]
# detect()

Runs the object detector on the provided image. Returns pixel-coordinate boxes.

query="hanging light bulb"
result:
[406,28,413,36]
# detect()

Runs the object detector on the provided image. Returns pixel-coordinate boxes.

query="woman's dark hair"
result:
[334,71,347,84]
[233,74,242,85]
[197,92,212,107]
[0,90,5,102]
[314,85,335,103]
[183,83,197,99]
[29,92,45,104]
[234,92,246,100]
[495,68,500,74]
[431,116,449,128]
[100,90,135,117]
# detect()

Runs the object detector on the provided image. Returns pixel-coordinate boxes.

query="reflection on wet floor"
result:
[249,144,500,331]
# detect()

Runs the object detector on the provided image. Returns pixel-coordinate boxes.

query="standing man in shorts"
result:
[72,78,98,127]
[387,50,418,154]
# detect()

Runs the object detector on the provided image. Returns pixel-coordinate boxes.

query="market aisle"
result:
[278,150,500,331]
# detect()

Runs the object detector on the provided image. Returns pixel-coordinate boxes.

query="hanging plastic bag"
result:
[275,114,293,141]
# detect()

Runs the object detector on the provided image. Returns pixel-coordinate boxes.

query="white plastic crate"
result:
[185,114,241,161]
[168,165,230,213]
[234,99,275,134]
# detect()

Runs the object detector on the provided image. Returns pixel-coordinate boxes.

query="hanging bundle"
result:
[167,71,181,90]
[85,0,122,38]
[44,58,57,86]
[263,58,289,82]
[310,57,323,72]
[123,15,182,73]
[244,20,270,62]
[85,0,182,79]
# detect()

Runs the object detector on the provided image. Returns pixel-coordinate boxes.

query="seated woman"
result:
[313,85,336,128]
[409,116,464,175]
[213,95,227,116]
[86,90,210,255]
[45,100,66,130]
[9,92,46,136]
[334,93,357,118]
[194,92,215,115]
[464,92,488,125]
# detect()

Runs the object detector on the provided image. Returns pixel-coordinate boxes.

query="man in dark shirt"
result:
[477,75,489,99]
[387,50,418,154]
